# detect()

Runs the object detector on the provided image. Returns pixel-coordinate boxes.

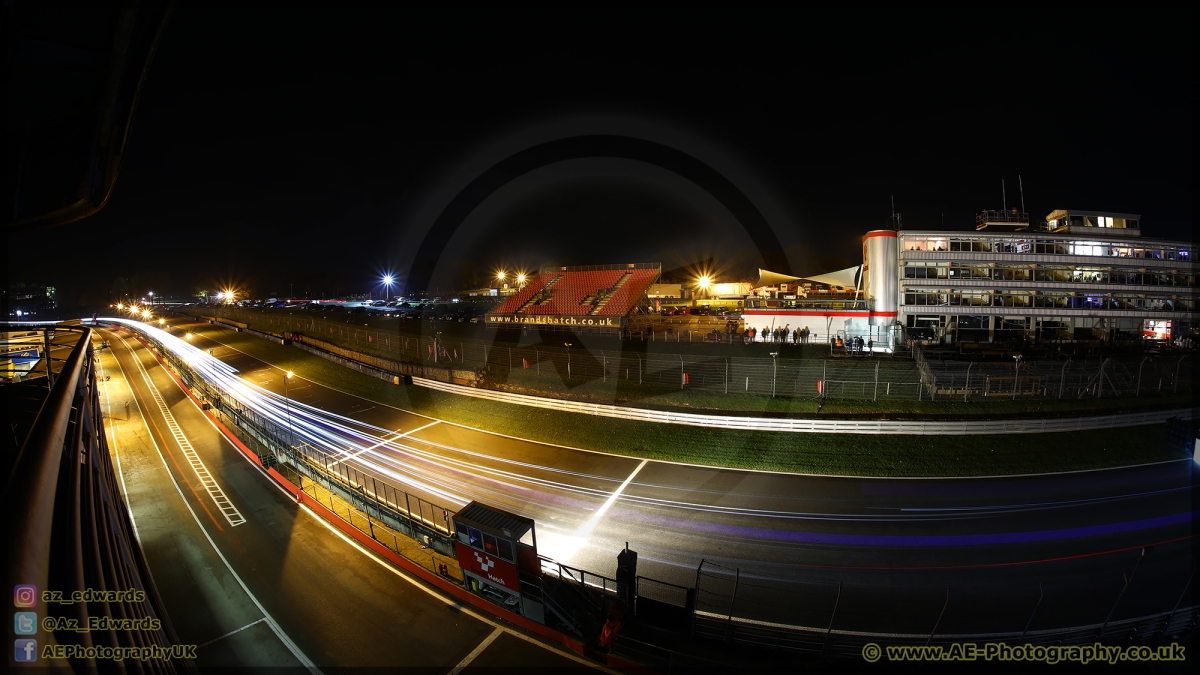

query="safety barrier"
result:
[411,375,1198,436]
[3,324,181,672]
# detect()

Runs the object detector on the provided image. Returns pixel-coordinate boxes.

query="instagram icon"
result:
[14,585,37,607]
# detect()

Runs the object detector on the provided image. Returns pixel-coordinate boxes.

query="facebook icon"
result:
[15,639,38,662]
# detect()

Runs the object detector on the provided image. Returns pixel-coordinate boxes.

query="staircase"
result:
[518,274,561,312]
[590,273,631,315]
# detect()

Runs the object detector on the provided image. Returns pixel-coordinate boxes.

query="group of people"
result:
[740,325,814,345]
[834,335,874,355]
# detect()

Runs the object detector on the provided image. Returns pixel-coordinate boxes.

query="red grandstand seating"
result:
[490,265,660,319]
[492,274,554,314]
[523,270,625,315]
[596,268,658,315]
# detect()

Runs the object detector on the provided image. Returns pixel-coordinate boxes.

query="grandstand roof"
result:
[757,266,860,289]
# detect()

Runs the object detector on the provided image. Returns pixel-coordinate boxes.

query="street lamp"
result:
[770,352,779,398]
[382,275,394,301]
[564,342,573,379]
[284,370,295,446]
[516,272,526,286]
[158,318,165,327]
[497,271,507,283]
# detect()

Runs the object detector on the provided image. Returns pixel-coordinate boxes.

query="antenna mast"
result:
[1002,179,1007,212]
[1019,174,1025,213]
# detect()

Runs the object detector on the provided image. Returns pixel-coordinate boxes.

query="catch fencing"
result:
[118,324,459,560]
[204,307,1194,404]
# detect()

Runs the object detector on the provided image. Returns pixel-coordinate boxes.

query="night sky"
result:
[14,8,1192,306]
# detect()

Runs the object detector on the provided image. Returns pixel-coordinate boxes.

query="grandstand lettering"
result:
[486,315,622,327]
[485,263,659,330]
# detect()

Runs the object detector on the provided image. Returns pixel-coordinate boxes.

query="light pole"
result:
[1012,354,1022,400]
[284,370,295,446]
[564,342,573,379]
[770,351,779,398]
[382,275,394,301]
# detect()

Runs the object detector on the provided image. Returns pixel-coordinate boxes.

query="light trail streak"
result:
[102,319,1193,566]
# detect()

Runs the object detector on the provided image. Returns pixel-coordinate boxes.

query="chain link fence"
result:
[202,307,1194,404]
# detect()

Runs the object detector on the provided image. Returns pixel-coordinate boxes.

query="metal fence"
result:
[203,307,1194,404]
[124,325,458,552]
[676,558,1199,666]
[4,325,182,672]
[915,346,1192,401]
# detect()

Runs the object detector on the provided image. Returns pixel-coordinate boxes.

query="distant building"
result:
[647,283,683,299]
[900,208,1192,344]
[3,286,57,318]
[741,207,1195,350]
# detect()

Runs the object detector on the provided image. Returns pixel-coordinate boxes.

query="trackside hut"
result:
[452,501,544,621]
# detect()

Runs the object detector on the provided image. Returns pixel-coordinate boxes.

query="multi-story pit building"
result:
[743,208,1195,351]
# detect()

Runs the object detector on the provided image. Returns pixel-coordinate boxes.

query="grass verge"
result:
[185,322,1189,477]
[203,308,1193,419]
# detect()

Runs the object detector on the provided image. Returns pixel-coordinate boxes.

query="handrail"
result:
[4,327,90,617]
[2,324,183,673]
[412,375,1198,436]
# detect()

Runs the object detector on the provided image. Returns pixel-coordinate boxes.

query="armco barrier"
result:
[107,324,593,657]
[412,376,1198,436]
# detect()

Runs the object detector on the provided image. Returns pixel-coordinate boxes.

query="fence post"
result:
[1021,583,1043,642]
[638,354,642,385]
[680,355,685,390]
[726,567,740,641]
[1059,359,1069,399]
[927,586,950,646]
[536,349,540,376]
[1101,548,1144,637]
[1136,356,1147,396]
[823,582,842,657]
[1098,358,1109,398]
[873,361,879,401]
[724,357,729,394]
[1174,356,1185,394]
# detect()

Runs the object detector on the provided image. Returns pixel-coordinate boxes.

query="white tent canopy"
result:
[756,265,860,290]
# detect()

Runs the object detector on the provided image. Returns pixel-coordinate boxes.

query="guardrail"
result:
[3,325,182,672]
[120,323,459,557]
[411,375,1198,436]
[201,306,1193,404]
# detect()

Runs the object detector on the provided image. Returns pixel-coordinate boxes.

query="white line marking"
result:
[336,420,441,463]
[197,617,266,649]
[297,504,614,674]
[126,339,246,527]
[447,627,502,675]
[579,459,647,535]
[98,341,140,544]
[190,322,1192,480]
[107,333,321,673]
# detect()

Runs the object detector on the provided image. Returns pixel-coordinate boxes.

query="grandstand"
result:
[487,263,660,328]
